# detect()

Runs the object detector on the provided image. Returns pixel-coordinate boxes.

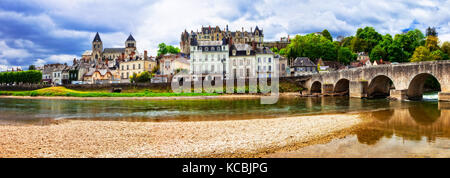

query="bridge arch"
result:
[310,81,322,94]
[368,75,395,98]
[407,73,442,100]
[334,78,350,95]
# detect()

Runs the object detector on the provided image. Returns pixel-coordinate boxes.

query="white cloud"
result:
[1,0,450,63]
[0,40,31,59]
[44,54,79,65]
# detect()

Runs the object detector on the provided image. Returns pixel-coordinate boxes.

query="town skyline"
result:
[0,0,449,71]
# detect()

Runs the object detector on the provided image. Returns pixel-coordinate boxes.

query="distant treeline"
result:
[0,70,42,84]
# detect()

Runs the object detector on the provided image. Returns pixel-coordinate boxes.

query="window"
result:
[258,58,261,63]
[240,60,243,66]
[269,58,272,63]
[138,64,141,69]
[258,66,260,71]
[211,65,215,73]
[127,65,129,70]
[133,64,135,70]
[205,55,208,61]
[269,66,272,71]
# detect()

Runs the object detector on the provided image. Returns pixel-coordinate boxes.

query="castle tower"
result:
[125,34,136,57]
[92,32,103,61]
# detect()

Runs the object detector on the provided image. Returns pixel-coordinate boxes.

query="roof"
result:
[82,50,92,56]
[255,47,273,54]
[93,32,101,42]
[292,57,316,67]
[230,44,255,56]
[103,48,125,53]
[126,34,136,42]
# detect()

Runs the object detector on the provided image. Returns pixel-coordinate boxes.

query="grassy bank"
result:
[0,87,219,97]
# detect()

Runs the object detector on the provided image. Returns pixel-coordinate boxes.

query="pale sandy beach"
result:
[0,114,361,158]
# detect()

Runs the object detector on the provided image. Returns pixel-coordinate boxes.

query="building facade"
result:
[190,39,229,80]
[181,25,264,55]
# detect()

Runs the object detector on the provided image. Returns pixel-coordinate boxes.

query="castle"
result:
[180,25,264,55]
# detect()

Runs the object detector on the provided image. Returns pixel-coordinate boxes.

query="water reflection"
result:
[358,101,450,144]
[0,96,394,125]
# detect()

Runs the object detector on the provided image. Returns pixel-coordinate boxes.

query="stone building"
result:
[190,39,229,81]
[180,25,264,55]
[119,52,157,83]
[87,32,139,64]
[291,57,318,76]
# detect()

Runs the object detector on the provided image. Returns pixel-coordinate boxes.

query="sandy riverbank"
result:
[0,93,300,101]
[0,113,360,158]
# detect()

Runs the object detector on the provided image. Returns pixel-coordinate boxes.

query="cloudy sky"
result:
[0,0,449,71]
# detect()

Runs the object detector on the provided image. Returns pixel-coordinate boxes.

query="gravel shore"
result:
[0,114,360,158]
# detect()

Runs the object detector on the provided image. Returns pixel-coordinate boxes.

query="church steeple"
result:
[92,32,103,61]
[126,34,136,42]
[93,32,102,42]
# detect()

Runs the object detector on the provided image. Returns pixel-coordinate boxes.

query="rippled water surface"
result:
[1,93,449,157]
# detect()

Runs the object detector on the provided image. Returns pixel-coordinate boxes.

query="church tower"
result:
[125,34,136,58]
[92,32,103,61]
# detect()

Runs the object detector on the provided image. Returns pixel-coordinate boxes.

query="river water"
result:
[0,93,449,157]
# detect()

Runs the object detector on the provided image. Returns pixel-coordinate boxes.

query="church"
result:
[85,32,139,63]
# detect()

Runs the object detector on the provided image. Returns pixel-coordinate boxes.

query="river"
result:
[0,93,449,157]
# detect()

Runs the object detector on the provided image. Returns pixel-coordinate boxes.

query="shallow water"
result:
[0,93,449,157]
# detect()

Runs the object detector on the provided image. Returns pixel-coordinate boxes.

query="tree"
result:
[350,37,368,52]
[442,41,450,56]
[425,36,440,51]
[430,50,448,61]
[370,45,387,61]
[355,26,382,53]
[340,36,354,48]
[157,43,180,56]
[322,29,333,41]
[410,46,432,62]
[426,26,438,37]
[337,47,353,65]
[28,65,36,70]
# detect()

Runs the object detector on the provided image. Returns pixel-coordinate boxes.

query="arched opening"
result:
[368,75,395,99]
[310,81,322,94]
[334,79,350,95]
[407,73,441,101]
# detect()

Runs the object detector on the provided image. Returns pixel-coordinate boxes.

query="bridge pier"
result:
[322,84,334,94]
[438,92,450,102]
[349,81,368,98]
[390,89,408,100]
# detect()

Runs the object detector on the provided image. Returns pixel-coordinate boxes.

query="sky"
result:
[0,0,449,71]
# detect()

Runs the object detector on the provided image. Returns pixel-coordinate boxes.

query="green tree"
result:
[337,47,353,65]
[355,26,382,53]
[350,37,369,53]
[425,36,440,51]
[370,45,387,61]
[157,43,180,56]
[430,50,447,61]
[411,46,432,62]
[28,65,36,70]
[322,29,333,41]
[442,41,450,56]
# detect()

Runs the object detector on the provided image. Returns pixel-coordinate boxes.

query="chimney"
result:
[242,27,244,32]
[144,50,148,60]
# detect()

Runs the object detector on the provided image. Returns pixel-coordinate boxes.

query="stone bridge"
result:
[305,60,450,101]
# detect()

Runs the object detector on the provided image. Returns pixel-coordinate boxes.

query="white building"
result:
[229,44,276,79]
[190,39,229,81]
